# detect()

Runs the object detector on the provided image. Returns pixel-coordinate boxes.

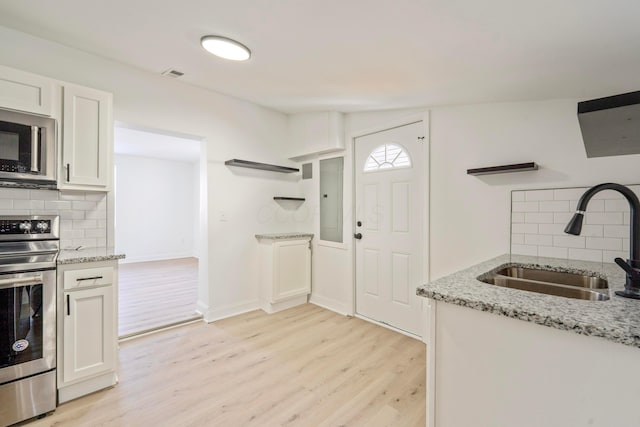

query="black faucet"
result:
[564,183,640,299]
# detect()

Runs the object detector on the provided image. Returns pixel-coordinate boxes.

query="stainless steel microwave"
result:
[0,109,56,188]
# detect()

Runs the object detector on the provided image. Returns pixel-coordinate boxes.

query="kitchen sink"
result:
[494,267,608,289]
[479,264,609,301]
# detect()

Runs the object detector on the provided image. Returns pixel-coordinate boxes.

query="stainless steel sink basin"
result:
[479,264,609,301]
[494,267,608,289]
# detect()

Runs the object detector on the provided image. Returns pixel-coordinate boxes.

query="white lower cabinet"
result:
[57,260,118,403]
[258,236,312,313]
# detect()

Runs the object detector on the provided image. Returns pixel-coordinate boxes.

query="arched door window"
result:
[363,143,412,172]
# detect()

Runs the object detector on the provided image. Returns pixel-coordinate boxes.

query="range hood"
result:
[577,90,640,158]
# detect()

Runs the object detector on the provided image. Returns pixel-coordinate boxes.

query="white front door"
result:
[354,121,424,336]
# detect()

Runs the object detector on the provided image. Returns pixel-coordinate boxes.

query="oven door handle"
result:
[0,275,43,289]
[31,125,40,173]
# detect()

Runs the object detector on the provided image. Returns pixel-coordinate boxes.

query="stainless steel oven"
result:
[0,216,59,427]
[0,109,56,188]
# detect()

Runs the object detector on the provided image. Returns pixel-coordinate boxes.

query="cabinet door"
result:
[0,65,53,116]
[273,240,311,302]
[62,84,112,189]
[63,286,115,384]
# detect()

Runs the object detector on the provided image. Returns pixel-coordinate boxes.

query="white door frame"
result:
[349,111,430,341]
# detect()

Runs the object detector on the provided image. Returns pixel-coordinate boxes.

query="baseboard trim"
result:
[309,294,351,316]
[203,299,260,322]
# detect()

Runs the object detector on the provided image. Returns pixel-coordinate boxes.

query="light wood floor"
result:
[33,304,426,426]
[118,257,200,337]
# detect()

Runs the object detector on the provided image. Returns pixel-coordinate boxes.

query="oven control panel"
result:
[0,219,51,234]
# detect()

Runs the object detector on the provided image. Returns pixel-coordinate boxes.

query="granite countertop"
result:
[417,254,640,348]
[57,246,126,265]
[255,232,314,240]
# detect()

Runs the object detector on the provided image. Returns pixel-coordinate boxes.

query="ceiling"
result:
[1,1,640,113]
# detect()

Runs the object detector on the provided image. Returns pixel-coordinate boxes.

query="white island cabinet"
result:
[57,259,119,404]
[256,233,313,313]
[420,255,640,427]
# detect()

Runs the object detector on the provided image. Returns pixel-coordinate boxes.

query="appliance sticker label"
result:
[12,339,29,352]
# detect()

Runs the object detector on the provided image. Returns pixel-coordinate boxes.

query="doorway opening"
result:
[113,124,205,338]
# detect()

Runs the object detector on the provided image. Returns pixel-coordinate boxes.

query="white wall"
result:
[114,154,197,263]
[0,25,301,321]
[303,100,640,315]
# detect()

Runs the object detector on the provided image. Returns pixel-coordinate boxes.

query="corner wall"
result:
[0,25,300,320]
[306,100,640,314]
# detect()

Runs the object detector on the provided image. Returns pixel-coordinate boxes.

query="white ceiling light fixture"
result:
[200,35,251,61]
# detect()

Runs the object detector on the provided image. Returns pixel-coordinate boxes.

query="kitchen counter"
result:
[57,246,126,265]
[255,232,314,240]
[417,254,640,348]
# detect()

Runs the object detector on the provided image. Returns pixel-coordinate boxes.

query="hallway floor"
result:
[118,257,200,337]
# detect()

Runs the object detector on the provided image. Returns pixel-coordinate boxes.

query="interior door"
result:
[354,121,424,336]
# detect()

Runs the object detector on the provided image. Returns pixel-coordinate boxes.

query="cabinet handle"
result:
[66,163,70,182]
[66,294,70,316]
[76,275,103,281]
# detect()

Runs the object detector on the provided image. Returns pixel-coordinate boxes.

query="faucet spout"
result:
[564,183,640,299]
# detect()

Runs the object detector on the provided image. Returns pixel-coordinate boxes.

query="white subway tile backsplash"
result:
[585,237,622,251]
[584,212,623,225]
[45,200,71,210]
[525,190,554,201]
[553,188,586,201]
[583,199,604,212]
[59,192,86,201]
[604,225,629,238]
[603,250,629,263]
[553,235,585,249]
[580,225,604,237]
[512,184,639,264]
[512,201,539,212]
[72,201,97,210]
[553,212,573,224]
[538,223,566,235]
[0,189,107,248]
[512,223,538,234]
[605,199,630,212]
[525,212,553,224]
[539,201,570,212]
[538,246,568,259]
[59,210,85,220]
[525,234,553,246]
[568,248,603,262]
[29,190,58,200]
[512,244,538,256]
[511,212,525,223]
[512,191,525,202]
[0,189,30,199]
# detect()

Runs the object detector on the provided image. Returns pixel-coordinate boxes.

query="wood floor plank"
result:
[118,257,199,336]
[30,304,425,426]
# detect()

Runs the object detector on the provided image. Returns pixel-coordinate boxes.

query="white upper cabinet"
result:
[0,65,53,116]
[61,84,112,190]
[288,111,344,160]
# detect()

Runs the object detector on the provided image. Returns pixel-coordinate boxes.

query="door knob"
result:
[354,233,363,240]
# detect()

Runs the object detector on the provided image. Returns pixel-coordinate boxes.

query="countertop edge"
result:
[417,254,640,349]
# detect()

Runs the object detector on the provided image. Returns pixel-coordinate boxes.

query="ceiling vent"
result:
[161,69,184,78]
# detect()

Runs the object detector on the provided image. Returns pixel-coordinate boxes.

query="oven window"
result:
[0,284,43,369]
[0,131,20,161]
